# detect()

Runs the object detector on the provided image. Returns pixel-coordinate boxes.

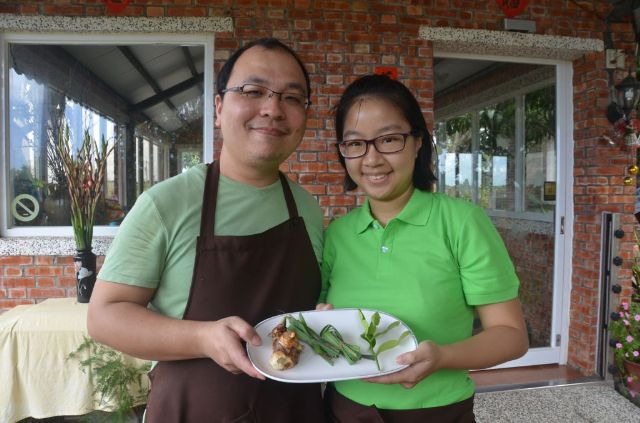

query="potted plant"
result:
[52,123,115,303]
[611,301,640,393]
[610,231,640,400]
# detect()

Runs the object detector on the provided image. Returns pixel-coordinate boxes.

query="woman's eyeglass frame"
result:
[337,133,411,159]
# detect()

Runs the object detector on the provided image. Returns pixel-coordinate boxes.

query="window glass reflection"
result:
[7,43,206,229]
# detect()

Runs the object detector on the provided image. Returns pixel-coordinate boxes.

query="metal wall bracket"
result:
[504,18,536,33]
[605,49,625,70]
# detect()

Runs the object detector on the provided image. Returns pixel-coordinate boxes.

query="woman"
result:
[319,74,529,422]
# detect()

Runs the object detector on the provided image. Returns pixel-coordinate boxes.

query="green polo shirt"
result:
[321,189,519,410]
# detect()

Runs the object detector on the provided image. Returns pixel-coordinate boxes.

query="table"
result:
[0,298,150,423]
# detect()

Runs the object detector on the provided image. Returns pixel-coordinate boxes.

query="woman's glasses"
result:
[222,84,311,110]
[338,133,410,159]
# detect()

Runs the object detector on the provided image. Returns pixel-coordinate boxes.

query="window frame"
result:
[0,32,214,238]
[435,75,556,223]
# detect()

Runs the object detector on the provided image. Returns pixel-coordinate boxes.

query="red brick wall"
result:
[0,255,104,309]
[571,17,638,371]
[0,0,637,375]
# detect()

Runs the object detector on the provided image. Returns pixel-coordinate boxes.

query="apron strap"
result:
[199,162,300,237]
[199,162,219,237]
[278,172,299,219]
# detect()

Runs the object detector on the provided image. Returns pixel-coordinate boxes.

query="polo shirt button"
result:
[373,222,380,229]
[381,245,390,253]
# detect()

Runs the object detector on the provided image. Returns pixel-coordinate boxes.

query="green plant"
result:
[610,230,640,395]
[67,337,151,422]
[358,309,410,371]
[611,301,640,368]
[52,124,114,250]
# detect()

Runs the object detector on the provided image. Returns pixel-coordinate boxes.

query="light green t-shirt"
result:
[98,163,324,319]
[321,189,519,410]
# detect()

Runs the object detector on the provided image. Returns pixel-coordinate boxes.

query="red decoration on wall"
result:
[104,0,131,14]
[495,0,529,18]
[374,66,397,80]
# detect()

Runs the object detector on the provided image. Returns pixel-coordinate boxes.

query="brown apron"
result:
[145,161,325,422]
[324,385,475,423]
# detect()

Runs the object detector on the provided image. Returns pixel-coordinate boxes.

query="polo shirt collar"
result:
[354,189,433,234]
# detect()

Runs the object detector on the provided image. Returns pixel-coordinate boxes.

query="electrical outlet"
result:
[606,49,625,69]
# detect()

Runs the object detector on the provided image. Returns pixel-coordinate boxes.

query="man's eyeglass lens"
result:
[223,84,309,110]
[338,133,408,158]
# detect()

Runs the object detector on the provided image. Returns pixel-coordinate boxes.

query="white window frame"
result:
[0,32,214,238]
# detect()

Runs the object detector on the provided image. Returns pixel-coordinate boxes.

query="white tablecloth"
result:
[0,297,150,422]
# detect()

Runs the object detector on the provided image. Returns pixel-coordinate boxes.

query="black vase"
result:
[74,249,97,303]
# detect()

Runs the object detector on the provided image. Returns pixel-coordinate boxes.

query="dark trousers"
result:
[324,384,476,423]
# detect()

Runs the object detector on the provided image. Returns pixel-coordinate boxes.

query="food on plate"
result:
[358,309,411,371]
[269,320,303,370]
[285,313,363,365]
[267,311,411,372]
[319,324,362,364]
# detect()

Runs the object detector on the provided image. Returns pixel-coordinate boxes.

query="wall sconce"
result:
[603,72,640,148]
[616,73,640,121]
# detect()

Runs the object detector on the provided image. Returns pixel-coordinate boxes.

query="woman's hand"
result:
[364,299,528,389]
[363,340,443,389]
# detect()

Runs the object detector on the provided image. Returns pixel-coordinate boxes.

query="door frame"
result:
[434,52,574,368]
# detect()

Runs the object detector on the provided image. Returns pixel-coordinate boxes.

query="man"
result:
[88,38,325,422]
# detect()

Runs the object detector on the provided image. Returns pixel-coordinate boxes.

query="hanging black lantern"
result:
[615,74,640,118]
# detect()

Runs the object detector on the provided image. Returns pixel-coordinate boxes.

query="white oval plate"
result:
[247,308,418,383]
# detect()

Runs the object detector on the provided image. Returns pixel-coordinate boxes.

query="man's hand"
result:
[202,316,265,379]
[315,303,333,311]
[88,280,266,379]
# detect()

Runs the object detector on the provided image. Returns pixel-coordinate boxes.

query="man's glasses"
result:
[222,84,311,110]
[338,133,410,159]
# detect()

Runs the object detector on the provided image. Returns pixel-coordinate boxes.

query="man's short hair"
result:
[216,38,311,102]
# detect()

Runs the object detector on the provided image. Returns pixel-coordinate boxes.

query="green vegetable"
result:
[358,309,410,371]
[286,313,367,366]
[286,314,340,364]
[359,309,378,350]
[285,311,409,371]
[320,325,362,364]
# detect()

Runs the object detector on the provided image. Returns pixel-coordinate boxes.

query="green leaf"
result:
[367,312,381,338]
[375,320,400,338]
[67,336,149,422]
[359,310,380,352]
[358,309,368,332]
[376,330,410,355]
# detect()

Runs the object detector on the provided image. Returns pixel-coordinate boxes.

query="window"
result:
[435,84,556,219]
[1,34,214,236]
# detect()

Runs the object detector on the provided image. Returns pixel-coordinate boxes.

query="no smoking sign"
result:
[11,194,40,222]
